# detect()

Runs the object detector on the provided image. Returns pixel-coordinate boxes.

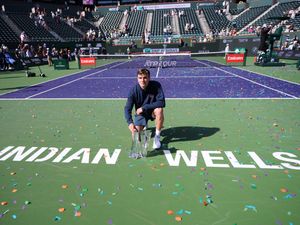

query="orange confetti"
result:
[58,208,65,213]
[175,216,182,222]
[280,188,288,193]
[75,211,81,217]
[283,170,289,174]
[252,175,257,179]
[61,184,68,189]
[12,188,18,193]
[1,201,8,206]
[200,167,206,171]
[167,210,174,215]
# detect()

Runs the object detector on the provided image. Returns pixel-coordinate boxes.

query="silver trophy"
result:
[129,130,152,159]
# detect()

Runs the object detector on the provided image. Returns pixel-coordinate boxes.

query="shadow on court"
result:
[147,126,220,157]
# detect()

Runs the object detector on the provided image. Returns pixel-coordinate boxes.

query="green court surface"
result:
[0,57,300,225]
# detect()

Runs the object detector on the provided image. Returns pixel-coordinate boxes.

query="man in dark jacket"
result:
[124,68,165,149]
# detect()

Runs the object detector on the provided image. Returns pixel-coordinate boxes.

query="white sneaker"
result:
[152,135,161,149]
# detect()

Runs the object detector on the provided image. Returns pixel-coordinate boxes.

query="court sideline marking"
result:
[25,61,129,99]
[197,60,298,99]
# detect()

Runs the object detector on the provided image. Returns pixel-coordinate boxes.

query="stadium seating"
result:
[0,16,19,42]
[125,11,147,37]
[229,8,245,15]
[253,1,300,28]
[151,10,172,36]
[287,14,300,30]
[202,6,230,33]
[99,12,123,32]
[0,0,300,47]
[7,13,57,42]
[178,9,203,36]
[230,6,269,31]
[74,18,97,34]
[43,16,83,41]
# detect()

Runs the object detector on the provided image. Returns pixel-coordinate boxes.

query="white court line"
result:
[25,68,108,99]
[25,61,129,99]
[198,60,298,99]
[0,97,297,101]
[0,69,88,97]
[204,59,300,86]
[156,67,160,78]
[108,60,129,69]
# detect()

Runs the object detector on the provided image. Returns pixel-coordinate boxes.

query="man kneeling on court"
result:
[124,68,165,149]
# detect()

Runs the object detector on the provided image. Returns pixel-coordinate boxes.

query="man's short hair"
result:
[137,68,150,77]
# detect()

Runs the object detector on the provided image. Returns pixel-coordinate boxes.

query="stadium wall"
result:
[4,31,300,67]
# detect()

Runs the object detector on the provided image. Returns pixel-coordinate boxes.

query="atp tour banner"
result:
[0,146,299,170]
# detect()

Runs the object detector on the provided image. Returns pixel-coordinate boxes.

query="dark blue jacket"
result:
[124,80,165,125]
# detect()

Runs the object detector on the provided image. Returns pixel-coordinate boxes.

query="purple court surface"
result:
[0,59,299,99]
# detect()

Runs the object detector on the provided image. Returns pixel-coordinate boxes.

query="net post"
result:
[243,48,247,66]
[78,55,81,69]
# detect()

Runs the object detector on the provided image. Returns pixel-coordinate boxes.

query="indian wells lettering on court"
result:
[0,146,299,170]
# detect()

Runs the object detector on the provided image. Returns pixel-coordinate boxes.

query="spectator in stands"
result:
[124,68,165,150]
[179,38,185,47]
[25,45,33,58]
[185,23,190,32]
[130,40,137,49]
[247,26,255,34]
[190,23,195,31]
[0,48,5,71]
[47,48,53,66]
[258,24,271,52]
[224,43,230,59]
[20,31,27,43]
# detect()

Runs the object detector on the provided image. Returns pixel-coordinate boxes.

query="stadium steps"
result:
[238,3,279,34]
[231,7,250,20]
[196,10,210,35]
[0,13,22,37]
[69,22,85,36]
[95,17,103,28]
[48,30,64,42]
[0,15,19,42]
[171,12,180,35]
[145,12,152,33]
[84,18,96,27]
[119,13,128,30]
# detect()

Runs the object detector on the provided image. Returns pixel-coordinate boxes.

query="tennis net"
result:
[78,51,229,69]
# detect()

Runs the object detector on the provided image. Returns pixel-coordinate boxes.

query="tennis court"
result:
[0,55,299,225]
[1,55,300,99]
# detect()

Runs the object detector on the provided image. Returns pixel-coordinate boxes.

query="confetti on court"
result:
[280,188,288,193]
[244,205,257,212]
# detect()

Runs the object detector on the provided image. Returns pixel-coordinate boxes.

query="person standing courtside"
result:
[124,68,165,149]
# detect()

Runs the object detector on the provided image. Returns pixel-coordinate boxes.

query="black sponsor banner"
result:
[19,56,59,68]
